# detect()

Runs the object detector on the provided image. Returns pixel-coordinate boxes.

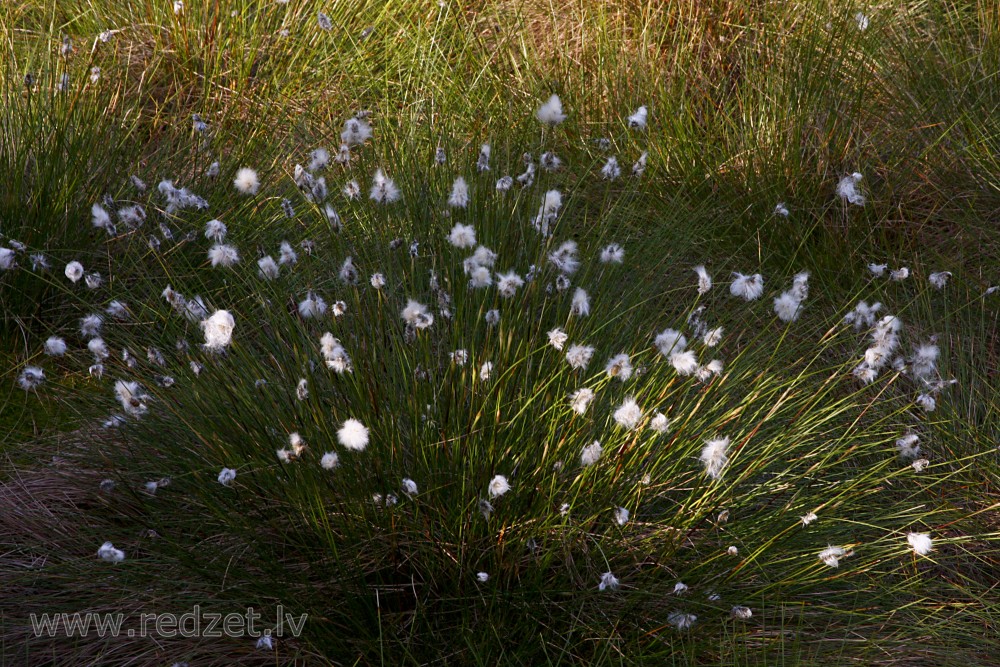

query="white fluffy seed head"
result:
[488,474,510,498]
[44,336,68,356]
[338,418,369,451]
[448,177,470,208]
[65,261,84,283]
[569,388,595,415]
[613,397,643,430]
[700,437,731,479]
[321,452,339,470]
[233,167,259,194]
[907,532,933,556]
[448,223,476,248]
[97,541,125,563]
[580,441,603,466]
[536,94,567,125]
[730,272,765,301]
[201,310,235,350]
[818,545,846,568]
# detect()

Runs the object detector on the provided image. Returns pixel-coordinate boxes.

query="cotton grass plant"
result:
[4,1,1000,665]
[4,91,997,664]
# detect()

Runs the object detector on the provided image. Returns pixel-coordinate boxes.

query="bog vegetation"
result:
[2,1,999,665]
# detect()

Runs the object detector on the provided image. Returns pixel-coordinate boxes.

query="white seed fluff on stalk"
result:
[627,105,648,129]
[114,380,147,417]
[448,177,469,208]
[801,512,818,526]
[337,419,369,451]
[88,338,109,361]
[670,350,700,376]
[468,266,492,288]
[614,507,630,525]
[693,265,712,294]
[896,433,921,459]
[308,147,330,172]
[448,223,476,248]
[570,288,590,317]
[201,310,234,350]
[475,144,490,172]
[605,353,633,381]
[0,247,15,270]
[65,261,84,283]
[774,291,803,322]
[204,219,226,242]
[565,344,594,370]
[632,151,648,176]
[279,241,298,266]
[907,532,933,556]
[580,441,603,466]
[703,327,724,347]
[868,263,888,277]
[929,271,952,289]
[44,337,67,356]
[479,361,494,381]
[598,571,619,591]
[731,606,753,620]
[613,397,643,429]
[97,542,125,563]
[340,116,372,146]
[668,612,697,630]
[402,478,418,496]
[208,244,239,268]
[218,468,236,486]
[890,267,910,281]
[601,156,621,180]
[401,299,434,329]
[91,203,113,232]
[649,412,670,434]
[818,545,846,568]
[569,388,595,415]
[369,169,401,204]
[910,343,939,381]
[296,378,309,401]
[320,452,339,470]
[600,244,625,264]
[488,475,510,498]
[654,329,687,356]
[320,333,353,373]
[774,202,790,216]
[476,572,489,583]
[836,172,865,205]
[700,437,731,479]
[536,94,567,125]
[233,167,259,195]
[18,367,44,391]
[298,292,328,318]
[547,328,569,350]
[257,256,279,280]
[80,314,103,338]
[844,300,882,330]
[106,301,129,320]
[496,271,524,298]
[730,272,764,301]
